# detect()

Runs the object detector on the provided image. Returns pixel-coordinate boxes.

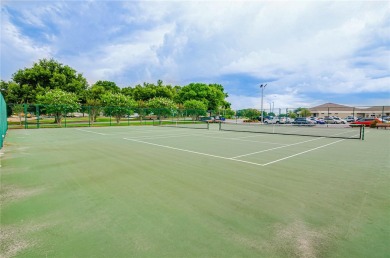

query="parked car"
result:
[345,116,357,122]
[258,115,274,121]
[381,116,390,123]
[332,117,347,124]
[264,117,287,124]
[315,119,326,124]
[323,117,335,124]
[199,116,213,122]
[350,118,382,127]
[292,117,315,125]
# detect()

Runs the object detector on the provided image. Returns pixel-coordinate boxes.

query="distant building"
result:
[309,103,390,118]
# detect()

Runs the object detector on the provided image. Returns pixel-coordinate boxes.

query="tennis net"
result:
[154,120,209,129]
[219,122,364,140]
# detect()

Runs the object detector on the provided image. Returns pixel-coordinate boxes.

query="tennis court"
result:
[1,123,389,257]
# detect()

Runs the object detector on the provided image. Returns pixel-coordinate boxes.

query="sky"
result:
[1,0,389,110]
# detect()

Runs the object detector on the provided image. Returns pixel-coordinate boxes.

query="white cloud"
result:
[1,0,389,108]
[0,11,52,79]
[64,23,175,84]
[227,91,320,111]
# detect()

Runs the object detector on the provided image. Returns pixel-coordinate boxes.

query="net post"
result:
[218,122,221,130]
[361,125,365,140]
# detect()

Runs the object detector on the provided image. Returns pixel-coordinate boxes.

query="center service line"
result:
[262,139,345,166]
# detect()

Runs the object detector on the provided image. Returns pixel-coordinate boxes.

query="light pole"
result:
[260,84,267,123]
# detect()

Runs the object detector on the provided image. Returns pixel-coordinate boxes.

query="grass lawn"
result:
[1,125,389,257]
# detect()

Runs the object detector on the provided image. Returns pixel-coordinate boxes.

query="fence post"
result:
[88,106,91,127]
[382,106,385,119]
[24,104,28,129]
[64,106,67,128]
[109,107,111,126]
[36,105,40,129]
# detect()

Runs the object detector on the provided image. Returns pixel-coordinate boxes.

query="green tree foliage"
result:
[177,83,229,111]
[84,85,106,122]
[288,111,297,119]
[132,81,177,101]
[300,108,311,117]
[121,86,134,97]
[1,80,45,104]
[12,59,88,102]
[221,109,235,119]
[101,92,136,124]
[93,80,120,93]
[37,89,80,126]
[241,108,261,120]
[183,100,207,120]
[146,97,177,118]
[12,104,24,125]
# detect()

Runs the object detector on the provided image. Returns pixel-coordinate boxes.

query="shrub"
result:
[370,120,378,128]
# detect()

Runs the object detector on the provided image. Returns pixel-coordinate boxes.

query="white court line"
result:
[230,137,324,159]
[123,131,288,145]
[125,133,195,140]
[76,129,109,136]
[123,137,347,167]
[197,134,289,145]
[123,137,264,166]
[124,137,232,160]
[262,139,345,166]
[234,134,267,139]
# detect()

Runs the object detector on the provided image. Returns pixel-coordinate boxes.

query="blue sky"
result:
[1,0,389,109]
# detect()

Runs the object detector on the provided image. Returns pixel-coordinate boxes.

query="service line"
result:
[76,129,109,136]
[230,137,324,159]
[123,138,264,166]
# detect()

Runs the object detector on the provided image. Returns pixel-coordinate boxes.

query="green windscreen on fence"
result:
[0,93,8,148]
[219,122,364,140]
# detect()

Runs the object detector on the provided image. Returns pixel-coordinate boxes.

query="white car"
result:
[264,117,287,124]
[332,117,347,124]
[345,116,357,122]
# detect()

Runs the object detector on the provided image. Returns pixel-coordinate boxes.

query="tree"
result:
[36,89,80,126]
[84,85,106,122]
[101,92,136,124]
[242,109,261,120]
[132,81,176,101]
[93,80,120,93]
[1,80,45,104]
[300,108,311,117]
[288,111,297,119]
[176,83,229,111]
[12,59,88,102]
[146,97,177,118]
[183,100,207,120]
[121,86,134,97]
[13,104,24,125]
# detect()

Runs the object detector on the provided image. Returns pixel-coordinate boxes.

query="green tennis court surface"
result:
[1,124,389,257]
